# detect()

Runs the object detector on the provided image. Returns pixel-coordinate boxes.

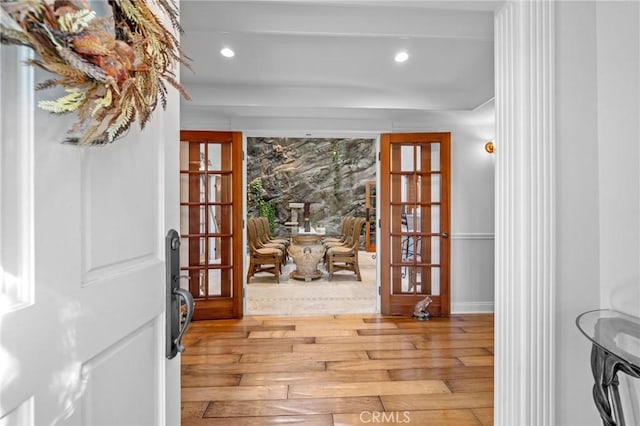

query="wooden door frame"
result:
[379,132,451,316]
[364,180,376,252]
[179,130,244,319]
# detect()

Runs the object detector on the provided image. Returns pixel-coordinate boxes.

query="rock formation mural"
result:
[247,137,376,235]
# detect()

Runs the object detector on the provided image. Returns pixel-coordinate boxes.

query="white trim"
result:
[0,46,34,312]
[375,134,381,314]
[451,302,494,314]
[242,133,248,315]
[495,1,556,425]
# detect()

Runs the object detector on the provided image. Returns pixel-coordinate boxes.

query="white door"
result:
[0,41,181,425]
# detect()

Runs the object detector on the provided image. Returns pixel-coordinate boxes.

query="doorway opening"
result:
[244,136,379,315]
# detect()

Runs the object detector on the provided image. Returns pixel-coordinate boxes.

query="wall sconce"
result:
[485,141,495,154]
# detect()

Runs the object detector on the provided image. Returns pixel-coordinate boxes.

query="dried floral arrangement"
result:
[0,0,190,145]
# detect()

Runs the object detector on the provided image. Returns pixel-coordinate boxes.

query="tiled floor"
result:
[246,251,378,315]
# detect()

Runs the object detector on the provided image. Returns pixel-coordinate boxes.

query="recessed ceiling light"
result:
[220,47,235,58]
[394,51,409,63]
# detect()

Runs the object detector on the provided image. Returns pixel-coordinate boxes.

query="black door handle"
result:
[165,229,195,359]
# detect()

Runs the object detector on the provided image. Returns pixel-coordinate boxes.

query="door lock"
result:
[166,229,195,359]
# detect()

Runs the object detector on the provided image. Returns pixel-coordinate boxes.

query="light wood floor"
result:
[181,314,494,426]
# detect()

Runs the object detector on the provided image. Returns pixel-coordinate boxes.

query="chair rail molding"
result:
[495,1,556,425]
[450,233,494,240]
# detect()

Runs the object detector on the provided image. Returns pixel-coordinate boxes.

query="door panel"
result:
[0,42,180,424]
[179,131,244,320]
[380,133,450,316]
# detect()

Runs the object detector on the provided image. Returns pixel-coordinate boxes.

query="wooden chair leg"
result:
[353,256,361,281]
[247,260,254,282]
[328,254,334,280]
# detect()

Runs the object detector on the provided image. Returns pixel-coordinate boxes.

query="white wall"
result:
[449,125,495,313]
[594,1,640,316]
[182,110,496,313]
[556,1,640,425]
[594,2,640,423]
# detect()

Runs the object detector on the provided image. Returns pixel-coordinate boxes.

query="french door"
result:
[380,133,451,316]
[179,131,244,320]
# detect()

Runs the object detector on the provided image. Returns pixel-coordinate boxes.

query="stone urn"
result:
[288,244,326,282]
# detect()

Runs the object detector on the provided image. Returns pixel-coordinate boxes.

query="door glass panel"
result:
[407,210,421,233]
[179,236,189,270]
[390,174,404,203]
[188,237,206,265]
[207,205,220,234]
[210,237,233,264]
[415,145,423,171]
[191,269,205,297]
[179,173,190,203]
[431,205,441,233]
[216,205,232,233]
[206,143,221,170]
[405,175,418,204]
[391,235,405,261]
[430,267,441,295]
[431,143,441,171]
[403,266,420,294]
[403,236,421,261]
[179,173,206,203]
[430,174,441,202]
[199,207,208,234]
[179,206,189,234]
[208,237,221,264]
[208,174,221,202]
[392,145,415,172]
[431,238,440,264]
[208,269,222,296]
[391,206,404,234]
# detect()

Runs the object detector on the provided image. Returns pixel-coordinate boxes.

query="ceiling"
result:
[179,1,501,131]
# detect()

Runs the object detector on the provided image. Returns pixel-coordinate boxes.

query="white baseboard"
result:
[451,301,495,314]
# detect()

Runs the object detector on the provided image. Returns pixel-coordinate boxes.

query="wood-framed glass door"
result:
[365,180,377,252]
[380,133,450,316]
[179,130,243,320]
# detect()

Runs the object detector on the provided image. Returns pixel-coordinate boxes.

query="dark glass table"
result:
[576,309,640,426]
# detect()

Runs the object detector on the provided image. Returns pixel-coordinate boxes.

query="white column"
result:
[494,1,555,425]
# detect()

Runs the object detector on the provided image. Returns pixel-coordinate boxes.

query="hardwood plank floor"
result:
[182,314,494,426]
